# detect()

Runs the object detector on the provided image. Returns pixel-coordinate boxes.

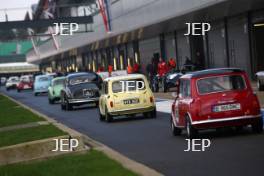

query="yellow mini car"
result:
[99,74,156,122]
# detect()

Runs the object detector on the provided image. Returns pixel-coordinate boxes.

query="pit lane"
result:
[1,87,264,176]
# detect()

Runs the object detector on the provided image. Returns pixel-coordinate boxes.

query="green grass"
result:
[0,150,138,176]
[0,125,66,147]
[0,95,44,128]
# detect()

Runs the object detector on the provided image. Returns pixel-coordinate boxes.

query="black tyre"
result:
[65,100,73,111]
[61,95,66,110]
[186,116,198,139]
[6,88,9,91]
[105,106,113,123]
[17,89,21,92]
[252,118,263,133]
[171,116,182,136]
[257,80,264,91]
[49,98,54,104]
[34,92,38,96]
[98,108,105,121]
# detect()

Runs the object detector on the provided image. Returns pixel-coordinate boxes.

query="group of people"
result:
[147,57,177,81]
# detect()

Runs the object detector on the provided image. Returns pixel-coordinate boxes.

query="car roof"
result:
[104,74,146,82]
[181,68,244,79]
[35,75,51,79]
[66,72,96,79]
[52,76,66,81]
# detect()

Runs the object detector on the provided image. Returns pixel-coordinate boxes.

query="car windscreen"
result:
[197,75,246,94]
[69,75,96,85]
[112,78,146,93]
[53,79,65,86]
[10,77,19,82]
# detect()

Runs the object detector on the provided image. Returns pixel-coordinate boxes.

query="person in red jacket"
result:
[168,58,176,70]
[157,58,168,77]
[108,64,113,77]
[133,62,140,73]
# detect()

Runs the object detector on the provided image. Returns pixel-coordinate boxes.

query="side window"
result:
[179,80,191,98]
[103,82,108,95]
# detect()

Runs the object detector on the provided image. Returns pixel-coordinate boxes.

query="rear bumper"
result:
[109,106,155,116]
[68,97,99,105]
[192,114,262,129]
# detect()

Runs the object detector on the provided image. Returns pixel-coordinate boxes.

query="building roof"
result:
[0,62,39,74]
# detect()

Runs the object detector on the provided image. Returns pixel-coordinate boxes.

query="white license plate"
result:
[83,90,93,97]
[123,99,139,105]
[24,85,30,89]
[213,103,241,112]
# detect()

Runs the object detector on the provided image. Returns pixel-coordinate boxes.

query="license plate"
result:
[123,99,139,105]
[83,90,93,97]
[213,103,241,112]
[24,85,29,89]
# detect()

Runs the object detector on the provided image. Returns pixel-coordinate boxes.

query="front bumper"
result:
[68,97,99,105]
[109,106,155,116]
[192,114,262,129]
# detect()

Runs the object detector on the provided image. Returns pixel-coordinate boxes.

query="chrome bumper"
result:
[68,97,99,104]
[192,114,262,125]
[109,106,155,116]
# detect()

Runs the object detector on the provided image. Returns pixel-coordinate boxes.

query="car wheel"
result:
[98,108,105,121]
[6,88,9,91]
[65,99,73,111]
[105,106,113,123]
[186,116,198,139]
[252,118,263,133]
[257,80,264,91]
[17,89,20,92]
[61,96,66,110]
[171,116,182,136]
[34,92,38,96]
[49,98,54,104]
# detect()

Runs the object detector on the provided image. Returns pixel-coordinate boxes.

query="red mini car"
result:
[17,75,33,92]
[171,68,263,138]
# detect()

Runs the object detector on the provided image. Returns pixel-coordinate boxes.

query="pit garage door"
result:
[227,15,251,76]
[164,33,176,61]
[207,21,228,68]
[139,37,160,72]
[176,30,191,68]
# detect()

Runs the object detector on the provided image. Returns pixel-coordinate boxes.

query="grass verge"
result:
[0,124,66,148]
[0,94,44,128]
[0,150,138,176]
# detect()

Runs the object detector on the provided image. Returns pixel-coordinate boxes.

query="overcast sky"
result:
[0,0,39,22]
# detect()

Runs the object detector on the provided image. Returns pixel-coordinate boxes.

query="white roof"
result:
[0,62,39,73]
[104,74,146,82]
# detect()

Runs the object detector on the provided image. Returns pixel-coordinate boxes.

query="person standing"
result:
[133,62,140,73]
[168,58,176,70]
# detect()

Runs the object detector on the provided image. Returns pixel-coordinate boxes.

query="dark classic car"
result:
[60,72,100,110]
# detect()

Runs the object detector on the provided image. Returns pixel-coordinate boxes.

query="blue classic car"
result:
[34,75,53,96]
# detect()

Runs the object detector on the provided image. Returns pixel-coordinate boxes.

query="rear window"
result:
[69,75,94,85]
[53,79,65,86]
[38,77,50,82]
[112,78,146,93]
[197,75,246,94]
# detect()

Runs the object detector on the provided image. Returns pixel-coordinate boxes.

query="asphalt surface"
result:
[1,87,264,176]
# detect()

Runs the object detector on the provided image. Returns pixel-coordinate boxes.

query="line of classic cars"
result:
[2,68,264,138]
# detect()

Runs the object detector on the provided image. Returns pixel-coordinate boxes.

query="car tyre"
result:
[105,106,113,123]
[252,118,263,133]
[186,116,198,139]
[65,100,73,111]
[34,92,38,96]
[98,108,105,121]
[171,116,182,136]
[17,89,21,92]
[49,98,54,104]
[61,95,66,110]
[257,80,264,91]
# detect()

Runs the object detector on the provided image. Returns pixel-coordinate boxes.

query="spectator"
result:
[127,64,133,74]
[168,58,176,70]
[158,58,168,77]
[133,62,140,73]
[108,64,113,77]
